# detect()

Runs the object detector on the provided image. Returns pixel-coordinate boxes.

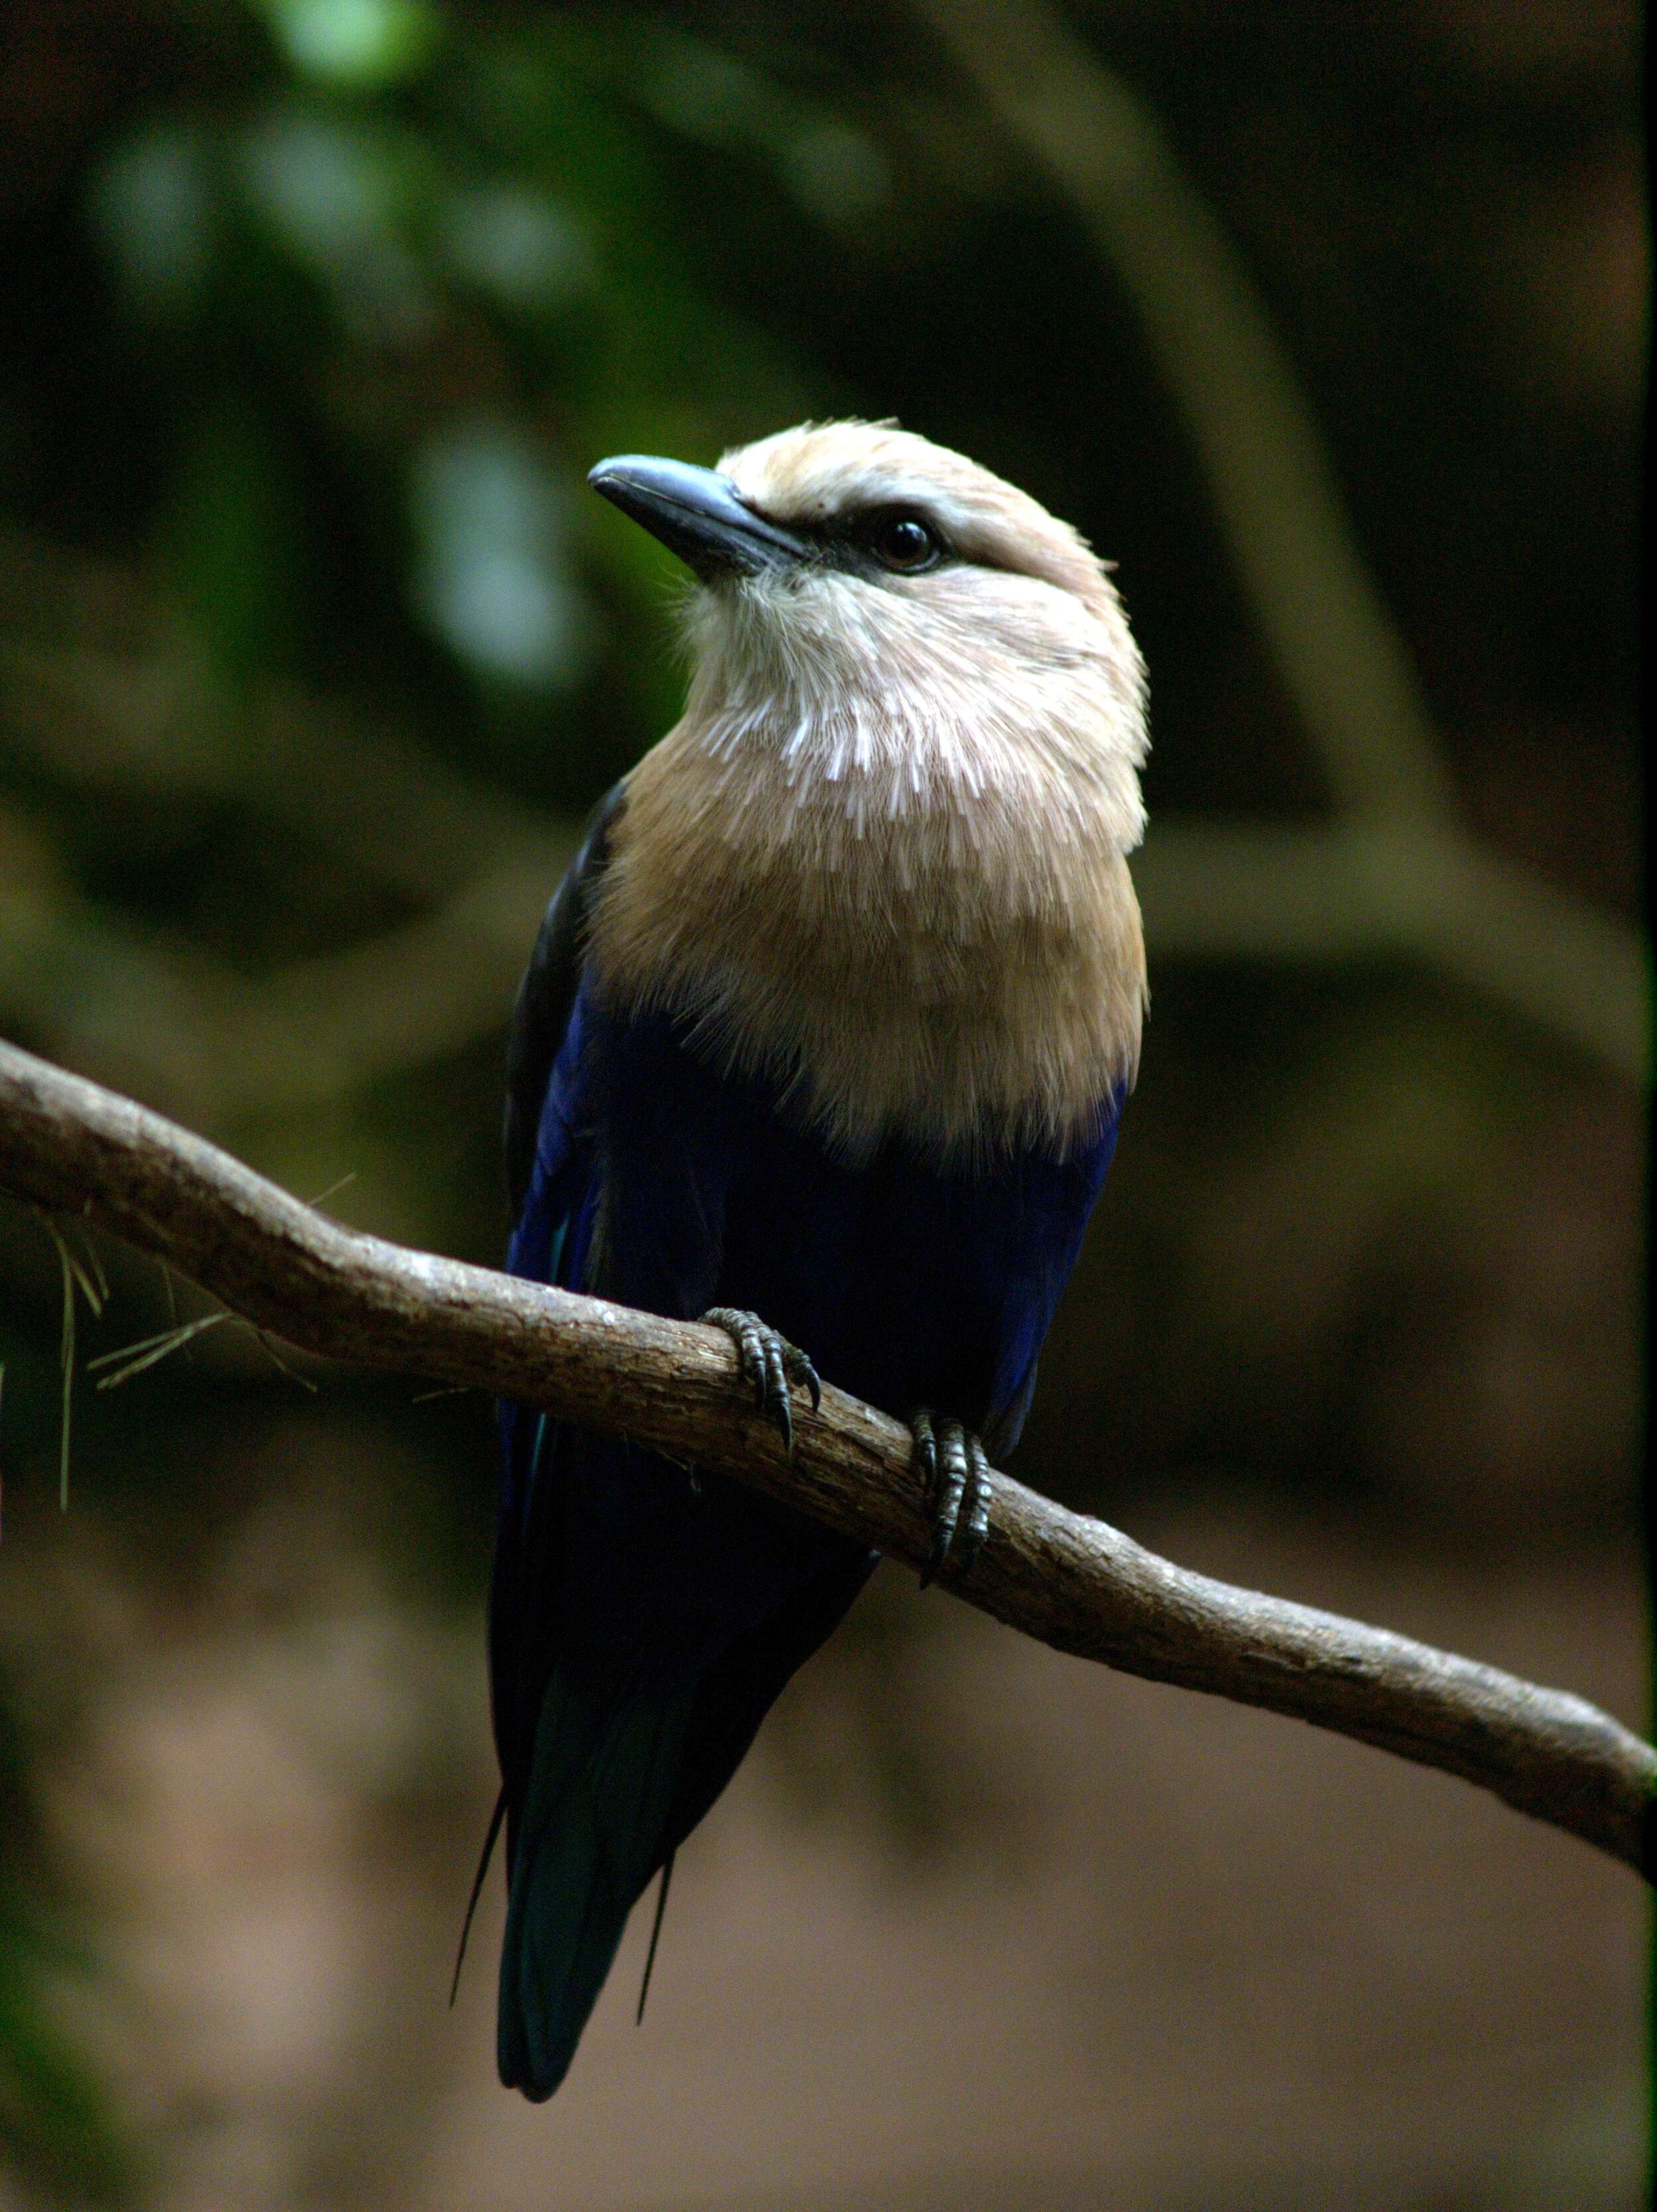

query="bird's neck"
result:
[590,672,1148,1162]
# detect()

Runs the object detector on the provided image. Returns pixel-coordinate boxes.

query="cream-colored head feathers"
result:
[590,420,1149,1162]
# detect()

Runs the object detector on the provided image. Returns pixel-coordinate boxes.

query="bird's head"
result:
[589,420,1146,852]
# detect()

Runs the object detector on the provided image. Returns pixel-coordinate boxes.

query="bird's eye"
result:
[861,511,943,574]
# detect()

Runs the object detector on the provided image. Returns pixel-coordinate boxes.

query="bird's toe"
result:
[912,1412,992,1586]
[782,1341,822,1413]
[956,1432,993,1569]
[700,1308,816,1453]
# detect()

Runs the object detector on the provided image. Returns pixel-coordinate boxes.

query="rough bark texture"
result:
[1,1036,1650,1878]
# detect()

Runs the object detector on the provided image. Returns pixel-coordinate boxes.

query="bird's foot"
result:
[699,1308,821,1455]
[910,1411,992,1588]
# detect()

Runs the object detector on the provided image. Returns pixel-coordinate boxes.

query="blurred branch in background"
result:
[2,1035,1652,1879]
[1135,821,1646,1080]
[1,527,576,1127]
[3,495,1644,1134]
[911,0,1649,1084]
[0,827,566,1128]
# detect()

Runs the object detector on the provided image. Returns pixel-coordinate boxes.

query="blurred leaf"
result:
[90,119,217,320]
[254,0,441,89]
[633,26,891,222]
[409,419,592,692]
[239,105,435,343]
[163,396,304,678]
[439,183,592,315]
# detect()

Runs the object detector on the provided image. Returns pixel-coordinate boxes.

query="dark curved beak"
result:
[588,455,812,579]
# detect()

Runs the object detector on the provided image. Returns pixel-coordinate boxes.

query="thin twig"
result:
[251,1328,319,1391]
[1,1036,1650,1879]
[35,1210,102,1510]
[55,1233,72,1510]
[76,1224,110,1308]
[89,1312,229,1390]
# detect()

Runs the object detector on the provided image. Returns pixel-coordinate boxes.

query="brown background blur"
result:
[0,3,1646,2207]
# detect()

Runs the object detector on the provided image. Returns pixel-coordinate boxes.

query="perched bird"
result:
[491,420,1148,2098]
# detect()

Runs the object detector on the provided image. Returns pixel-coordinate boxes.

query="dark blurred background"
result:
[0,3,1646,2207]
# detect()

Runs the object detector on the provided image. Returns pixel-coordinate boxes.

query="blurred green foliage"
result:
[70,2,841,775]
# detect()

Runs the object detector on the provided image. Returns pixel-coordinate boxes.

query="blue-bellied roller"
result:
[489,421,1148,2097]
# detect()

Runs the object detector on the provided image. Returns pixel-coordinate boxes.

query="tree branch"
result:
[1137,819,1649,1079]
[1,1037,1650,1879]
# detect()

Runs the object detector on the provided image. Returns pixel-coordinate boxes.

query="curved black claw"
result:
[700,1308,821,1455]
[911,1411,992,1588]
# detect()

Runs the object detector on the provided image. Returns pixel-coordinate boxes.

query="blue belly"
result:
[586,1004,1121,1450]
[495,989,1121,1777]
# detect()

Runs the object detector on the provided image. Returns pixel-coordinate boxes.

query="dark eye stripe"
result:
[742,500,957,581]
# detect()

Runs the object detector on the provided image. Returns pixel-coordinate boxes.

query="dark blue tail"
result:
[497,1668,700,2100]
